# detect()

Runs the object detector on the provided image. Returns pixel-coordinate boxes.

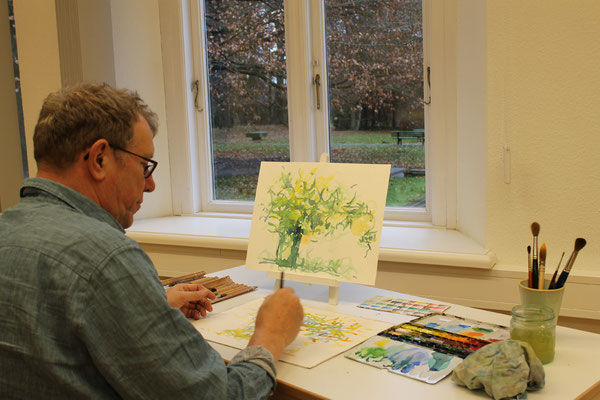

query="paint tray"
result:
[344,335,463,384]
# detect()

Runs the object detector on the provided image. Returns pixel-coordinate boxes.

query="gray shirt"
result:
[0,178,275,399]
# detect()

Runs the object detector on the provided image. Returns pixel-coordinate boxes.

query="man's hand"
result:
[166,284,216,320]
[248,287,304,360]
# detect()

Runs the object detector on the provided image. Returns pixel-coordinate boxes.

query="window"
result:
[190,0,436,222]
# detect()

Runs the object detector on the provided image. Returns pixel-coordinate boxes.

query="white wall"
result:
[12,1,62,178]
[0,0,24,210]
[110,0,173,218]
[12,0,173,218]
[486,1,600,274]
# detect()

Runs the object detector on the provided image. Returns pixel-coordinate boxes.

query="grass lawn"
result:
[213,127,426,206]
[216,174,425,207]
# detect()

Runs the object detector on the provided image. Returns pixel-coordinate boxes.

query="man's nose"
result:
[144,174,156,192]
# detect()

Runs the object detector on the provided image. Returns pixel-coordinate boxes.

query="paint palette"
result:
[357,296,450,317]
[344,335,463,384]
[381,323,490,358]
[346,314,509,384]
[411,313,510,342]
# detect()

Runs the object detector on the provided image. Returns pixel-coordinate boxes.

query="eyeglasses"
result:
[110,145,158,178]
[83,144,158,178]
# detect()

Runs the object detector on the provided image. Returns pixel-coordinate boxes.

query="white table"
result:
[191,266,600,399]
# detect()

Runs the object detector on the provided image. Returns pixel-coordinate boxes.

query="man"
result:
[0,83,304,399]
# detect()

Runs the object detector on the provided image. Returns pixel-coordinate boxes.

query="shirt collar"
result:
[20,177,125,233]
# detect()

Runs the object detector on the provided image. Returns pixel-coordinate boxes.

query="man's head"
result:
[33,83,159,228]
[34,82,158,168]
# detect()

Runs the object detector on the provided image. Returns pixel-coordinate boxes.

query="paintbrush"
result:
[538,243,546,290]
[160,270,206,287]
[553,238,587,289]
[280,271,284,289]
[531,222,540,289]
[527,245,532,288]
[211,286,257,304]
[548,251,565,290]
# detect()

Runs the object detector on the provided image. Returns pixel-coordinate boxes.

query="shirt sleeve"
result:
[76,244,275,399]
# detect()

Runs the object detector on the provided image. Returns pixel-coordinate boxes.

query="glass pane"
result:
[325,0,425,208]
[204,0,289,201]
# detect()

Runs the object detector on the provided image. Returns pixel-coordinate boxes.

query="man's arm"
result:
[79,245,277,399]
[248,287,304,360]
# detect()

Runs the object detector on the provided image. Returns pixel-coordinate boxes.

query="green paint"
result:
[356,346,387,361]
[260,167,377,278]
[472,327,494,334]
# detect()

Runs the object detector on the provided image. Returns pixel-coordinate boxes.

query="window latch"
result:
[313,74,321,110]
[191,80,202,112]
[424,67,431,105]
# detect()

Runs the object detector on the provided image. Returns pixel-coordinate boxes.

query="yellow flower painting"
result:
[246,162,390,285]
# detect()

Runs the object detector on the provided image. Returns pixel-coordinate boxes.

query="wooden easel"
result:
[270,153,340,305]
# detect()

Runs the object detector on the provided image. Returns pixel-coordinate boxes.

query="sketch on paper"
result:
[344,336,463,384]
[197,298,393,368]
[246,162,390,285]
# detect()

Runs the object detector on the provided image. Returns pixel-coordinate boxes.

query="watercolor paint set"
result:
[345,313,509,384]
[357,295,450,317]
[411,313,510,342]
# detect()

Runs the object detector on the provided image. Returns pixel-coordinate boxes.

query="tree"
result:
[204,0,423,130]
[260,167,376,277]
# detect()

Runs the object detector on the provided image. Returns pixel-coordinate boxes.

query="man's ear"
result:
[86,139,110,181]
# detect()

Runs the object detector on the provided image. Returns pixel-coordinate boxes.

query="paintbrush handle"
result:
[211,286,257,304]
[538,263,545,289]
[548,270,559,289]
[554,270,569,289]
[531,259,539,289]
[160,271,206,287]
[553,250,579,289]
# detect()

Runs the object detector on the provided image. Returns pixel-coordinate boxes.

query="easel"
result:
[270,153,340,305]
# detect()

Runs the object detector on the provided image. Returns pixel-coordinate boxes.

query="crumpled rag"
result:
[451,340,545,400]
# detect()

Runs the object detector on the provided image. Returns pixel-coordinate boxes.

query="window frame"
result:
[167,0,454,226]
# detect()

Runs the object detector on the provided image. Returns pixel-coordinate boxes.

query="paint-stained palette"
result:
[411,313,510,342]
[357,296,450,317]
[196,298,393,368]
[346,314,509,384]
[344,336,463,384]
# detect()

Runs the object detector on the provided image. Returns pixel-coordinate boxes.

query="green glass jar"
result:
[510,304,556,364]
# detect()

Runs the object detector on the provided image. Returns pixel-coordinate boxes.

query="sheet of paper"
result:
[246,162,390,285]
[197,297,393,368]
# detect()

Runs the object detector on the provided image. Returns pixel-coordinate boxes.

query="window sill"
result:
[127,215,496,269]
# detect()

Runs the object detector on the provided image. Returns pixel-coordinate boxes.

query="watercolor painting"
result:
[196,298,393,368]
[246,162,390,285]
[345,336,463,384]
[358,296,450,317]
[412,313,510,342]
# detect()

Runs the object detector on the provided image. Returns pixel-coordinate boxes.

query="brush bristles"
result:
[527,245,531,254]
[575,238,587,251]
[531,222,540,236]
[539,243,546,262]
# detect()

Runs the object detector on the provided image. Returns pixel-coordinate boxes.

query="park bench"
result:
[390,129,424,145]
[245,131,267,141]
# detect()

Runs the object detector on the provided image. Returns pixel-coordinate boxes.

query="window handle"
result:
[424,67,431,105]
[313,74,321,110]
[191,80,202,111]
